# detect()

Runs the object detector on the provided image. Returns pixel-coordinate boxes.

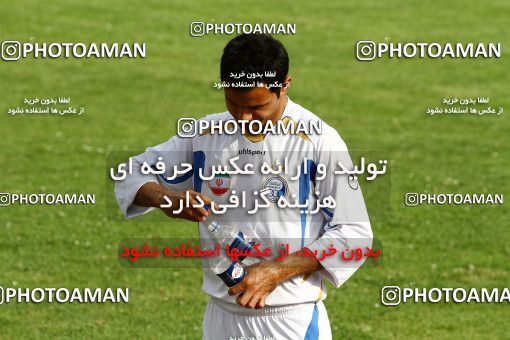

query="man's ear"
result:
[281,76,292,94]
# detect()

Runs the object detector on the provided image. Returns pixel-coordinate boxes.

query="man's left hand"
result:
[227,261,281,309]
[227,250,323,309]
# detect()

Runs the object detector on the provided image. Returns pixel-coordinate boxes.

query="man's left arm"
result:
[303,128,373,288]
[228,249,324,309]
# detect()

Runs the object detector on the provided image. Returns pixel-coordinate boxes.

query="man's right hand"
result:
[160,189,214,222]
[134,182,214,222]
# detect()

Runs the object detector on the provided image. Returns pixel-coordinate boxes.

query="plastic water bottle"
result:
[210,257,246,288]
[207,221,255,261]
[206,221,255,287]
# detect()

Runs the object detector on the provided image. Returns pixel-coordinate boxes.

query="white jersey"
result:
[115,97,373,306]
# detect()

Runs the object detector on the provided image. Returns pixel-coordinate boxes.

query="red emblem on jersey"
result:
[208,174,231,196]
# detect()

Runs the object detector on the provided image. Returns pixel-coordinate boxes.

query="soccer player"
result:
[115,34,372,340]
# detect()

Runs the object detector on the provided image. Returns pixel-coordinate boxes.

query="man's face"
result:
[224,86,282,124]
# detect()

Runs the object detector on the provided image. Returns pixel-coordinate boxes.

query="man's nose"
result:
[238,108,253,121]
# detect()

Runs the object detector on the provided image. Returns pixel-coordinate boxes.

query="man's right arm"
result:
[133,181,170,208]
[114,135,213,221]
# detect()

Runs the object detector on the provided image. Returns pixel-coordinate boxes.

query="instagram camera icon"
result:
[381,286,401,306]
[0,193,10,206]
[190,22,205,37]
[356,41,376,61]
[1,41,21,61]
[405,193,419,207]
[177,118,197,138]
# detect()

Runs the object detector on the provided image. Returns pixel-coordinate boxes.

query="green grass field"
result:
[0,0,509,338]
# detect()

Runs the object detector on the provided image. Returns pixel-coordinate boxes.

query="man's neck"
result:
[271,95,289,123]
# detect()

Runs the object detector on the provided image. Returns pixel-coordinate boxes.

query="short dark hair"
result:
[220,34,289,97]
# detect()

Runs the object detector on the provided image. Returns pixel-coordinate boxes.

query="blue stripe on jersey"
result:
[298,159,317,248]
[304,302,319,340]
[193,151,206,192]
[321,207,333,218]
